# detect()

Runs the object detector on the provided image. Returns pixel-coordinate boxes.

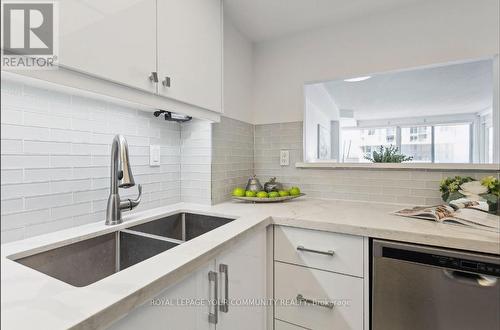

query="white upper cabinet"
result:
[58,0,222,112]
[157,0,222,112]
[59,0,158,93]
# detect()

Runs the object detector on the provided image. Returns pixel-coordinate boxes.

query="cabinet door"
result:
[59,0,157,92]
[107,261,216,330]
[215,229,267,330]
[157,0,222,112]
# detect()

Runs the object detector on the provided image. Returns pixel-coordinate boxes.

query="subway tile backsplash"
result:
[253,122,499,205]
[181,119,212,204]
[212,117,254,204]
[1,77,182,242]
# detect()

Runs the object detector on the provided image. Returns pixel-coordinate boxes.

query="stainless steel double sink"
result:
[13,213,234,287]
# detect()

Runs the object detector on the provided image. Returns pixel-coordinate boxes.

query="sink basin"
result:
[15,231,178,287]
[128,212,234,241]
[12,212,234,287]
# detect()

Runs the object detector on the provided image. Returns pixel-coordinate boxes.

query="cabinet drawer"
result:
[275,319,308,329]
[274,262,364,330]
[274,226,364,277]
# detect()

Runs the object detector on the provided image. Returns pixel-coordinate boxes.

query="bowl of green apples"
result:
[232,186,304,203]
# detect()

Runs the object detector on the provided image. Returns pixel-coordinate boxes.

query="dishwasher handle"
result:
[443,269,498,287]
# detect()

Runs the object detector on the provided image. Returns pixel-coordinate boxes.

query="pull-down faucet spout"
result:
[106,135,142,225]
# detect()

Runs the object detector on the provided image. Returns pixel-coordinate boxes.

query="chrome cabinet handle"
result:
[149,71,158,82]
[219,264,229,313]
[297,245,334,256]
[162,76,171,87]
[296,294,334,309]
[208,271,218,324]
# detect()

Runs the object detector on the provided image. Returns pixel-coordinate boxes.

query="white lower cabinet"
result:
[108,262,215,330]
[274,262,363,330]
[274,226,364,277]
[215,228,267,330]
[273,225,369,330]
[107,228,266,330]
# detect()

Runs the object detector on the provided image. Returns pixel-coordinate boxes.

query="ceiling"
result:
[321,59,493,121]
[223,0,423,42]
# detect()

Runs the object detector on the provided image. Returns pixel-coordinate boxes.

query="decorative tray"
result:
[232,193,305,203]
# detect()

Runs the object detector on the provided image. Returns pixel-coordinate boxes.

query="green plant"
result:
[480,176,499,214]
[364,145,413,163]
[439,176,499,214]
[481,176,500,196]
[439,176,474,202]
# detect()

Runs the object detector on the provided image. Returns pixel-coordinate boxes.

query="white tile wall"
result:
[211,117,254,204]
[1,76,182,243]
[181,119,212,204]
[254,122,499,204]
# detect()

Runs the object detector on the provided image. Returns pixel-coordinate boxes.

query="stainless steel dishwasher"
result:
[372,239,500,330]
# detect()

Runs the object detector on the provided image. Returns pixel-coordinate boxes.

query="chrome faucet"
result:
[106,135,142,225]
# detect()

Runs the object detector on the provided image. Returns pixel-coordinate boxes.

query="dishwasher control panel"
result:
[383,246,500,276]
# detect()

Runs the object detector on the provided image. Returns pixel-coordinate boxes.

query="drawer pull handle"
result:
[219,264,229,313]
[297,245,335,256]
[208,271,218,324]
[296,294,334,309]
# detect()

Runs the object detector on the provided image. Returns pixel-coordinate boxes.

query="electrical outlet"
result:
[149,145,160,166]
[280,150,290,166]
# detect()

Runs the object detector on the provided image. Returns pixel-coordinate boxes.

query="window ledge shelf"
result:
[295,162,500,171]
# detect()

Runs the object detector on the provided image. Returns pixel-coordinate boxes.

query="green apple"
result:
[289,187,301,196]
[232,187,245,197]
[268,191,279,198]
[245,190,257,197]
[278,190,290,197]
[256,191,268,198]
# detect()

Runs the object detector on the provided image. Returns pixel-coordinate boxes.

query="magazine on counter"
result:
[393,204,500,232]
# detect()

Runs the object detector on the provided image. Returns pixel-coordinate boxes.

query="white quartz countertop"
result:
[2,198,499,330]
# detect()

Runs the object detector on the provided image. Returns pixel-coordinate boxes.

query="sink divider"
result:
[120,229,185,245]
[181,213,186,241]
[115,232,120,273]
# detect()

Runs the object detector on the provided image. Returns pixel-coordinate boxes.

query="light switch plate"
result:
[149,145,160,166]
[280,150,290,166]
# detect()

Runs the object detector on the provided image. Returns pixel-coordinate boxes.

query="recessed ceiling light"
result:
[344,76,372,82]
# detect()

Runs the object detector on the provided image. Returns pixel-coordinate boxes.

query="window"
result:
[341,127,396,162]
[434,124,470,163]
[401,126,432,162]
[341,123,472,163]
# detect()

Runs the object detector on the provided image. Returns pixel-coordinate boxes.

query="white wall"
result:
[223,15,254,123]
[252,0,500,124]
